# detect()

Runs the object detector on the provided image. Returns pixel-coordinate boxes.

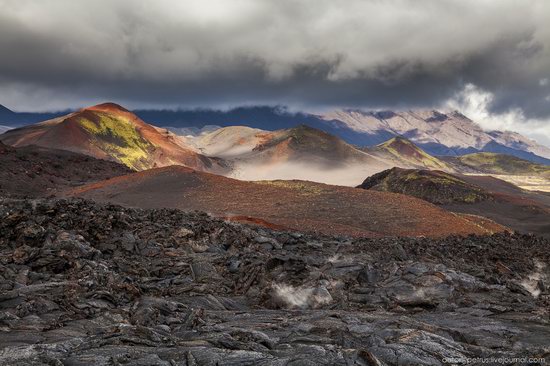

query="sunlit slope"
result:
[0,103,227,172]
[193,124,391,185]
[369,137,452,171]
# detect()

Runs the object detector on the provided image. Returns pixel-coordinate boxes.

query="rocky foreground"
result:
[0,198,549,365]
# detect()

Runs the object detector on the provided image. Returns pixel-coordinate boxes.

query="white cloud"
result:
[445,83,550,146]
[0,0,549,117]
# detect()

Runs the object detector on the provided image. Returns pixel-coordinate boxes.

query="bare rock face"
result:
[0,198,549,365]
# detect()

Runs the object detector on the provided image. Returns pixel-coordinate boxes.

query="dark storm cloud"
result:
[0,0,549,123]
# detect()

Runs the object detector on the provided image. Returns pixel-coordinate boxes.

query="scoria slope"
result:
[253,124,377,164]
[67,165,504,238]
[0,103,228,172]
[0,141,131,198]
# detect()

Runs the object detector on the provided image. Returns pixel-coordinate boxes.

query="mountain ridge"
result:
[0,104,14,114]
[1,103,549,164]
[320,109,550,163]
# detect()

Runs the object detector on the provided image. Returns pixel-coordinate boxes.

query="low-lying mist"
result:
[228,161,386,187]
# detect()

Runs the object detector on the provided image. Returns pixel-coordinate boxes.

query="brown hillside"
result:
[358,167,550,237]
[0,142,131,198]
[67,166,505,238]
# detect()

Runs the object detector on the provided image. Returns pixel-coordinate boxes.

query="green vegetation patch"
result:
[458,153,550,176]
[254,180,325,196]
[77,112,153,170]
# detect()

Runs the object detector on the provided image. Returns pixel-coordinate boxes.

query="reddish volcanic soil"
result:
[67,166,506,238]
[0,142,131,198]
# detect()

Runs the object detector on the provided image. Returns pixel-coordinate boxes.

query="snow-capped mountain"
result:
[320,109,550,164]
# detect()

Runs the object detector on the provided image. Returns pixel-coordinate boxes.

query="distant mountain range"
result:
[135,107,550,165]
[3,102,550,189]
[2,104,549,165]
[321,109,550,164]
[0,104,68,127]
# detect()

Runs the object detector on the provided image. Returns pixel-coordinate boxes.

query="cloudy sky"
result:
[1,0,550,142]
